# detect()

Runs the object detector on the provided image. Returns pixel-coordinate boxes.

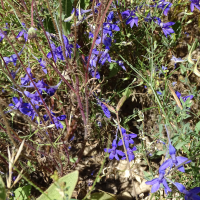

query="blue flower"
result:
[121,10,130,20]
[159,21,175,37]
[21,67,35,85]
[9,97,31,115]
[118,128,137,148]
[104,139,125,160]
[116,60,126,71]
[99,101,111,118]
[99,49,111,65]
[146,169,172,195]
[157,1,172,16]
[175,91,194,103]
[122,146,137,162]
[157,91,162,95]
[126,11,138,28]
[89,68,100,79]
[3,45,24,66]
[0,24,8,42]
[107,11,114,22]
[47,42,59,62]
[160,144,191,173]
[144,13,153,22]
[43,112,66,129]
[16,23,28,42]
[190,0,200,12]
[38,58,47,74]
[174,182,200,200]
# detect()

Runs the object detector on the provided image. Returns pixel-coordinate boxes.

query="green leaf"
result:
[86,191,116,200]
[195,121,200,133]
[175,141,187,150]
[37,170,79,200]
[143,171,152,181]
[14,185,32,200]
[108,63,120,78]
[0,175,6,200]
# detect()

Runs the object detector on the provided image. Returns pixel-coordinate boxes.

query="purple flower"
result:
[174,182,200,200]
[122,146,137,162]
[157,91,162,95]
[9,97,31,115]
[159,21,175,37]
[47,42,59,62]
[16,23,28,42]
[104,139,125,160]
[99,102,111,118]
[38,58,47,74]
[89,32,94,39]
[121,10,130,20]
[160,144,191,173]
[171,55,185,63]
[190,0,200,12]
[0,24,8,42]
[146,169,172,195]
[96,34,112,49]
[89,68,100,79]
[118,127,137,148]
[117,60,126,71]
[3,45,25,66]
[103,23,120,36]
[126,11,138,28]
[99,49,111,65]
[144,13,153,22]
[157,1,172,16]
[43,112,66,129]
[107,11,114,22]
[175,91,194,103]
[21,67,35,85]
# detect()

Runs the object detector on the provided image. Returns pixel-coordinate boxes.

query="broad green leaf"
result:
[14,185,32,200]
[37,170,79,200]
[0,175,6,200]
[86,191,116,200]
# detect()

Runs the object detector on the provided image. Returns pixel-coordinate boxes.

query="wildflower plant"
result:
[0,0,200,199]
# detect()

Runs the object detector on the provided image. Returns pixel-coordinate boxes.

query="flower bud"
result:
[28,27,37,39]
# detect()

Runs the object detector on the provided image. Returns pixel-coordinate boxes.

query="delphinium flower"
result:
[104,139,125,160]
[121,10,130,20]
[174,182,200,200]
[8,97,31,115]
[21,67,35,85]
[160,144,191,173]
[159,21,175,37]
[38,58,47,74]
[98,100,111,118]
[16,23,28,42]
[126,11,138,28]
[43,112,66,129]
[122,146,137,162]
[157,0,172,16]
[146,168,172,195]
[190,0,200,12]
[99,49,111,66]
[46,42,60,62]
[118,128,137,148]
[103,22,120,37]
[3,45,25,66]
[144,12,153,22]
[111,60,126,71]
[175,91,194,103]
[0,24,8,42]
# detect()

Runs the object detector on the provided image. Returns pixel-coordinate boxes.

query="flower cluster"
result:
[104,128,137,162]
